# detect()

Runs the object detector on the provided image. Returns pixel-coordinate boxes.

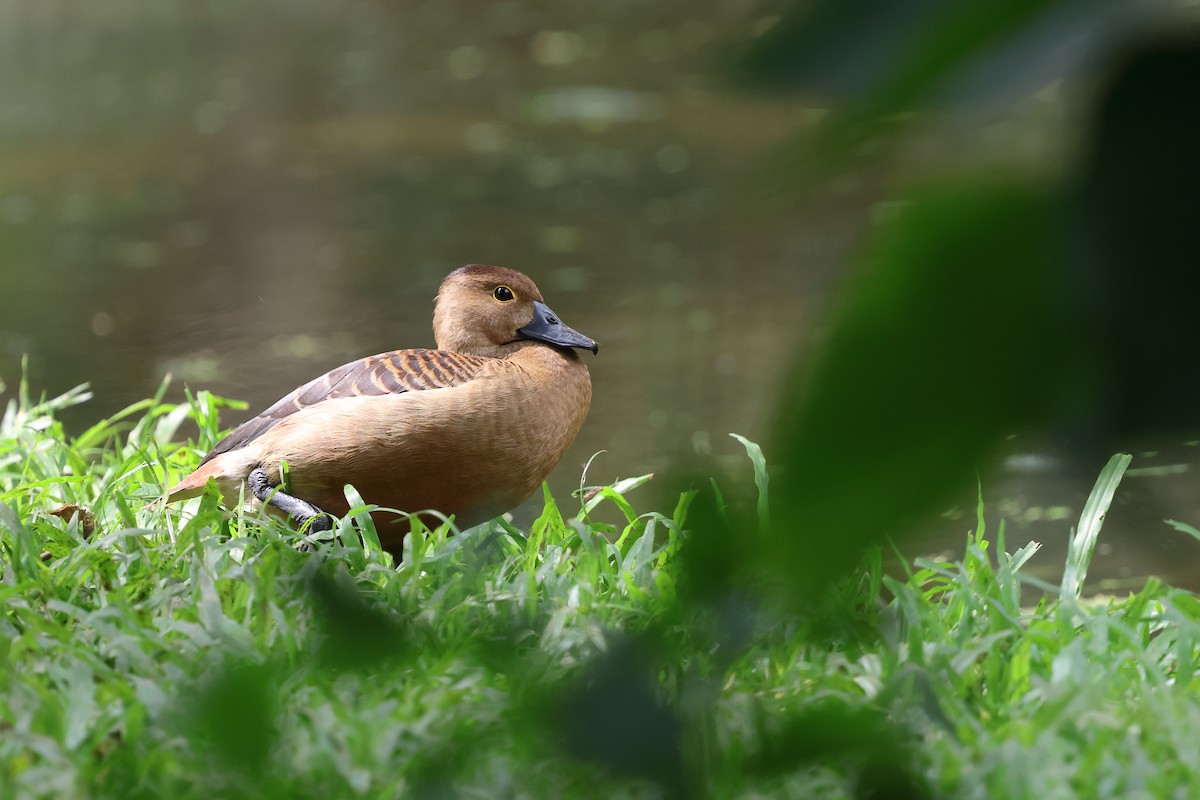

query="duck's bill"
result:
[518,301,599,354]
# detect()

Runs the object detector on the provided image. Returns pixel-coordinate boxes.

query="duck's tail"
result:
[166,458,227,503]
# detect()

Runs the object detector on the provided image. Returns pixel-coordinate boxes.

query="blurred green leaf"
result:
[309,570,412,670]
[1072,35,1200,439]
[771,180,1063,596]
[547,635,686,796]
[673,480,749,606]
[182,660,278,773]
[747,702,930,800]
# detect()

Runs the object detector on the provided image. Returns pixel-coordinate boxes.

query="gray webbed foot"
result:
[247,467,334,534]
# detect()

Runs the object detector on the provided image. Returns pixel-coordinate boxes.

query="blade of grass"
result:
[730,434,769,532]
[1060,453,1132,601]
[1166,519,1200,542]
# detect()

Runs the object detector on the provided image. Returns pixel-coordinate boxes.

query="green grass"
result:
[2,380,1200,799]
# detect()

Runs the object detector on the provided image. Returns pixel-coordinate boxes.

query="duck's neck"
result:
[469,339,580,363]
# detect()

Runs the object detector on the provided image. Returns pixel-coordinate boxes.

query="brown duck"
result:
[167,265,597,546]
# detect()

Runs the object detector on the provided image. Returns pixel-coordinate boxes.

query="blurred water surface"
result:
[1,1,1198,590]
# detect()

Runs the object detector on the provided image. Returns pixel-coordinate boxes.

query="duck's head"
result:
[433,264,599,358]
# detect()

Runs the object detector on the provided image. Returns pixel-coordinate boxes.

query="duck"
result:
[167,264,597,549]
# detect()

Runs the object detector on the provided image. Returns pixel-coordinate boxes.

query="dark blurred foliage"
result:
[308,570,414,669]
[181,659,279,772]
[666,2,1199,794]
[1072,34,1200,442]
[725,5,1198,797]
[763,14,1200,593]
[548,634,687,796]
[746,702,929,800]
[771,181,1062,595]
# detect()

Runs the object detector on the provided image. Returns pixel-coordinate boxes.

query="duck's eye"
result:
[493,285,515,302]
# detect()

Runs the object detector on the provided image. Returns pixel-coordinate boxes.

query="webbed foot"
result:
[247,467,334,533]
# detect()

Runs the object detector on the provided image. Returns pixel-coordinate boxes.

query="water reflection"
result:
[1,2,1198,590]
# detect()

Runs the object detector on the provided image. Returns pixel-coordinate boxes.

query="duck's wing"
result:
[198,349,490,465]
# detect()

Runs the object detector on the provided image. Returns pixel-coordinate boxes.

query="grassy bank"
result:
[2,380,1199,799]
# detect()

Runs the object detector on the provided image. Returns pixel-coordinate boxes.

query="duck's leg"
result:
[247,467,334,533]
